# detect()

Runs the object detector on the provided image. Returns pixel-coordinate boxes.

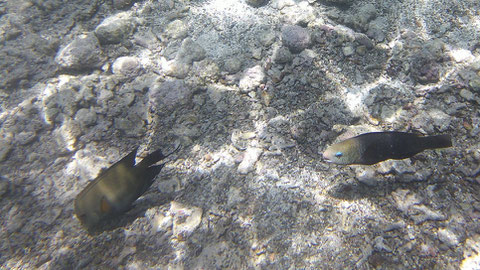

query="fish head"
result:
[322,138,362,165]
[74,196,102,229]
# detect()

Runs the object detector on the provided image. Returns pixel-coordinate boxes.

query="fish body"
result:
[74,147,167,229]
[323,131,452,165]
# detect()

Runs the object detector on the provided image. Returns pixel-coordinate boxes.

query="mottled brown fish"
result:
[74,147,174,230]
[323,131,452,165]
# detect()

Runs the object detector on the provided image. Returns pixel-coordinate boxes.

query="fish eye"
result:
[335,152,343,157]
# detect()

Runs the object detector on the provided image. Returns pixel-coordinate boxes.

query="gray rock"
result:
[224,57,243,74]
[113,0,133,9]
[354,33,374,49]
[251,47,262,60]
[342,45,354,56]
[366,17,387,42]
[383,221,406,232]
[410,55,441,84]
[0,140,12,162]
[273,46,293,64]
[192,59,220,82]
[355,167,377,186]
[281,25,312,54]
[460,88,475,101]
[176,38,206,64]
[55,33,104,70]
[350,4,377,31]
[114,114,144,137]
[322,0,354,5]
[239,65,266,93]
[258,30,276,47]
[401,169,432,182]
[246,0,269,7]
[5,205,26,233]
[469,78,480,92]
[15,131,36,145]
[74,108,97,127]
[112,56,142,77]
[429,109,451,131]
[356,46,367,56]
[94,12,136,44]
[471,58,480,71]
[148,79,195,113]
[165,19,188,39]
[0,176,9,197]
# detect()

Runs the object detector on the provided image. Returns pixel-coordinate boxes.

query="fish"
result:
[323,131,452,165]
[74,146,177,230]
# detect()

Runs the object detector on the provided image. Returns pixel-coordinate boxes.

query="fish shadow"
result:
[84,191,178,235]
[328,177,398,201]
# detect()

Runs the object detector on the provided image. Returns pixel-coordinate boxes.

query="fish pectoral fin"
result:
[100,198,112,214]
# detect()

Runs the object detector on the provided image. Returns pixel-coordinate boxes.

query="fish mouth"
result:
[322,154,332,163]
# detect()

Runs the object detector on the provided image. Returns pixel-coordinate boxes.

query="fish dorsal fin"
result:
[136,144,181,168]
[409,129,425,136]
[95,147,138,178]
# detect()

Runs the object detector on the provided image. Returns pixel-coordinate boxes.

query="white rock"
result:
[450,49,474,63]
[170,201,202,238]
[152,212,173,232]
[391,189,422,213]
[374,236,392,252]
[411,205,446,224]
[239,65,266,93]
[437,228,460,247]
[112,56,142,76]
[237,147,263,174]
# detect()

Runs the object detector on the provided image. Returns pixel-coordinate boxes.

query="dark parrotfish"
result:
[323,131,452,165]
[74,147,174,230]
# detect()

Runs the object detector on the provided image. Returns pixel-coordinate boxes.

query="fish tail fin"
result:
[137,164,165,196]
[421,134,452,150]
[136,145,181,168]
[137,149,166,168]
